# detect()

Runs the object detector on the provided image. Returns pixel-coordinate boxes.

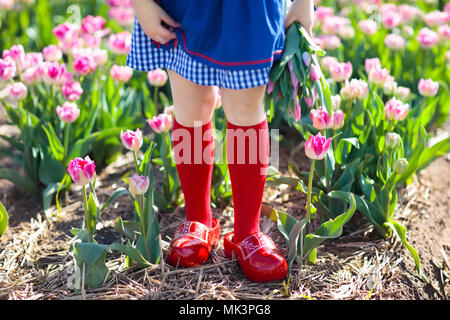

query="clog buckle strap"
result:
[172,220,211,246]
[237,232,278,260]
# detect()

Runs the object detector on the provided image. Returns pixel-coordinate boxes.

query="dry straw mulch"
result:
[1,125,449,300]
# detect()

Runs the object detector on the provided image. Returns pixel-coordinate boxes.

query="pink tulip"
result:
[43,62,72,85]
[22,67,40,85]
[82,33,102,49]
[81,15,106,34]
[164,105,175,116]
[424,11,449,28]
[129,174,150,196]
[68,156,96,186]
[315,6,334,22]
[305,132,331,160]
[3,44,25,65]
[437,25,450,40]
[0,57,16,81]
[120,128,143,151]
[418,78,439,97]
[396,86,410,100]
[43,45,63,62]
[108,32,132,55]
[266,79,274,95]
[316,35,341,50]
[384,34,405,50]
[92,49,108,66]
[380,3,397,16]
[384,97,409,121]
[293,97,301,121]
[381,11,402,29]
[332,110,345,129]
[331,95,341,110]
[310,64,321,82]
[73,55,97,75]
[302,52,312,67]
[382,76,397,96]
[56,102,80,123]
[53,22,80,42]
[329,61,352,82]
[147,114,173,133]
[417,28,439,49]
[108,6,135,26]
[110,65,133,82]
[364,58,381,74]
[368,67,390,85]
[0,0,14,10]
[9,82,27,100]
[62,81,83,101]
[338,25,355,40]
[311,108,333,130]
[358,19,378,35]
[321,56,339,72]
[340,79,369,100]
[147,68,168,87]
[304,95,314,107]
[398,5,421,24]
[290,70,299,96]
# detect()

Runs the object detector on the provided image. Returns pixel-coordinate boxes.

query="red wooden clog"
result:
[167,218,220,268]
[223,231,288,282]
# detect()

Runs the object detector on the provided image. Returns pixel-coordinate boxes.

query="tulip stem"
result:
[133,151,140,174]
[63,123,70,165]
[82,185,93,242]
[306,159,316,235]
[138,194,150,259]
[152,87,159,108]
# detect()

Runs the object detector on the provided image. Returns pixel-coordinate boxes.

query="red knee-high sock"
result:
[172,118,214,227]
[226,118,270,243]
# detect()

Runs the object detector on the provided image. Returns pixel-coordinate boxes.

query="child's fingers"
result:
[157,26,177,43]
[160,11,180,28]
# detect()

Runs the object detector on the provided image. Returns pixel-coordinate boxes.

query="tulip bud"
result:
[384,97,409,121]
[147,113,173,133]
[302,52,311,67]
[266,79,274,95]
[147,68,168,87]
[68,156,96,186]
[385,132,402,149]
[311,107,333,130]
[56,102,80,123]
[129,174,150,196]
[9,82,27,100]
[120,128,143,151]
[305,132,331,160]
[310,64,321,82]
[418,78,439,97]
[331,110,345,129]
[393,158,408,175]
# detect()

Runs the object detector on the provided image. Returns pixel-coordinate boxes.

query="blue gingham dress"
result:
[126,0,286,90]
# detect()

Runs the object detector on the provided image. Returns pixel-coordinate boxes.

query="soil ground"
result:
[0,113,449,300]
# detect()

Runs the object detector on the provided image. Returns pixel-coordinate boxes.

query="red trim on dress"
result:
[177,27,282,66]
[150,27,283,67]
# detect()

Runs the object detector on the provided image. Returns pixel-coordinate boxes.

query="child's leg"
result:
[167,70,216,227]
[221,85,269,243]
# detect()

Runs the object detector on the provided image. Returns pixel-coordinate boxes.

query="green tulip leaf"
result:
[0,201,8,237]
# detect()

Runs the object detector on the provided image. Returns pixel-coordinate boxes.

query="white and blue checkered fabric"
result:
[126,19,271,90]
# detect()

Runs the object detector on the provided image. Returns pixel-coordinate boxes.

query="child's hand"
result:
[285,0,315,37]
[131,0,180,44]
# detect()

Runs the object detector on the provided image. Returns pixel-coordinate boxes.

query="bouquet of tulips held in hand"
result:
[265,22,334,123]
[264,23,357,275]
